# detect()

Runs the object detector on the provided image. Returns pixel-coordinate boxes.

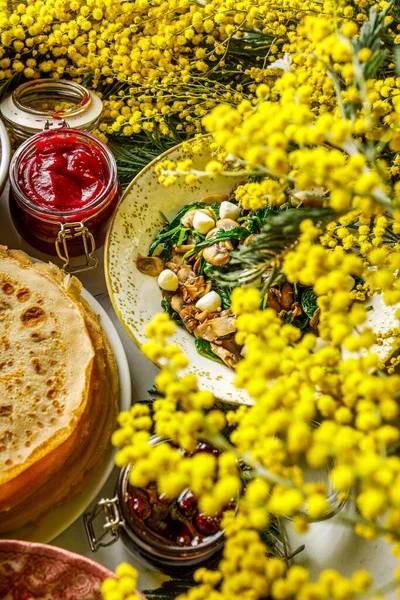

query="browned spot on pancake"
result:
[5,459,12,466]
[25,430,32,437]
[0,302,10,316]
[30,333,41,342]
[24,440,31,448]
[2,282,14,295]
[0,405,12,417]
[50,417,56,425]
[7,359,13,367]
[52,400,59,408]
[16,287,31,302]
[32,396,40,406]
[0,431,13,447]
[27,412,36,418]
[21,306,46,328]
[46,388,56,399]
[36,421,44,428]
[2,336,10,351]
[31,357,42,374]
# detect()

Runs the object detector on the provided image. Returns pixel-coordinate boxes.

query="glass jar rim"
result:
[9,126,118,219]
[0,80,103,138]
[13,79,91,119]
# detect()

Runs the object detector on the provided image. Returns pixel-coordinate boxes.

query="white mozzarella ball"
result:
[158,269,179,291]
[219,201,241,221]
[193,210,215,235]
[195,291,222,312]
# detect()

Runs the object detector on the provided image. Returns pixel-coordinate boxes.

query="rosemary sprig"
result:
[208,207,334,288]
[108,136,177,188]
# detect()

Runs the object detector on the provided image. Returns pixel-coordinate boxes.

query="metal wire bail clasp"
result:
[55,222,98,274]
[83,497,122,552]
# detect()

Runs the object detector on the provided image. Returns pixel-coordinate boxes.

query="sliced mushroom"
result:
[173,243,195,254]
[181,209,196,227]
[194,315,236,342]
[136,254,165,277]
[267,287,281,313]
[168,251,184,268]
[171,294,184,313]
[180,276,212,303]
[310,307,320,330]
[193,253,204,274]
[203,243,230,266]
[206,227,218,239]
[244,234,257,244]
[210,341,241,369]
[195,310,211,322]
[179,305,200,332]
[182,208,215,227]
[280,282,294,311]
[291,302,302,318]
[221,240,233,251]
[166,261,180,273]
[216,218,240,231]
[177,266,195,282]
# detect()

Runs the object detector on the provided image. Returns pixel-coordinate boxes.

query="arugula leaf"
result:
[198,255,206,276]
[176,227,189,247]
[195,226,249,251]
[194,339,225,365]
[148,224,181,256]
[213,285,232,309]
[293,312,310,330]
[300,288,318,318]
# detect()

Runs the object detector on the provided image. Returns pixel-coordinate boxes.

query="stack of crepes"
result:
[0,247,118,533]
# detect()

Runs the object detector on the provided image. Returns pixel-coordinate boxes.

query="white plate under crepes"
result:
[0,287,131,543]
[105,139,250,404]
[0,119,10,194]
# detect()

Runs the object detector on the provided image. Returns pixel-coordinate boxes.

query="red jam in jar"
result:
[9,127,120,265]
[18,132,109,212]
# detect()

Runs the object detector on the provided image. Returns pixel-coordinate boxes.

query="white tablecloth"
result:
[1,183,398,597]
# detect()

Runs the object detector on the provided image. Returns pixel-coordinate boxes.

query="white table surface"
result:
[1,182,398,597]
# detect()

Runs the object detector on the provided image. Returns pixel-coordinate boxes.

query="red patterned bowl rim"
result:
[0,539,115,579]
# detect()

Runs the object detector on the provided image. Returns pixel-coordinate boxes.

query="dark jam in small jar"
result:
[9,127,120,271]
[126,482,228,550]
[84,439,236,574]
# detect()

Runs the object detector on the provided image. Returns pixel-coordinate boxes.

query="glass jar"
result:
[84,439,229,574]
[9,126,120,273]
[0,79,103,142]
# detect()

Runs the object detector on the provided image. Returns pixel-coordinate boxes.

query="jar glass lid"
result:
[0,79,103,139]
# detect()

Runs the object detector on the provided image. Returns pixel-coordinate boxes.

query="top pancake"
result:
[0,247,95,487]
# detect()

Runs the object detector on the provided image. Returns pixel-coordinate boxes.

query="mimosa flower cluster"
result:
[2,0,399,598]
[109,3,400,600]
[0,0,398,146]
